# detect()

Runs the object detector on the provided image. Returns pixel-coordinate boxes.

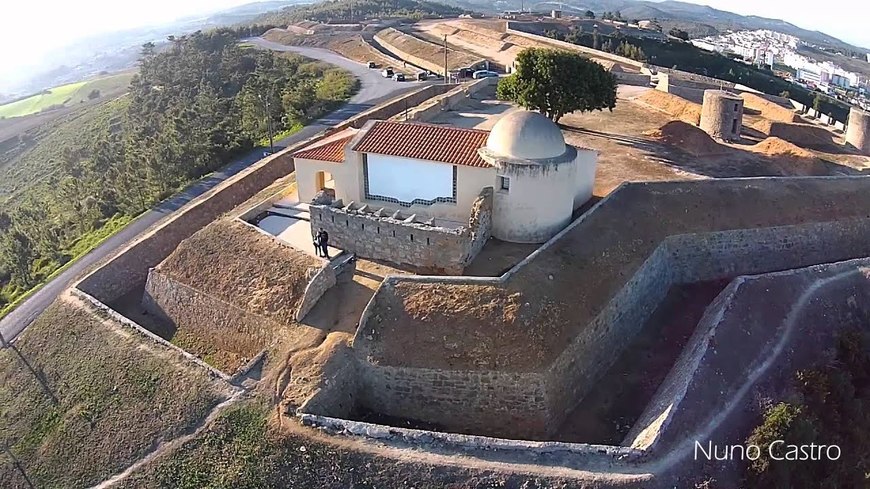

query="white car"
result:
[381,68,394,78]
[472,70,499,79]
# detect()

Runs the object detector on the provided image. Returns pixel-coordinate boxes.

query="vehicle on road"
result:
[367,61,377,68]
[382,67,394,78]
[394,73,406,82]
[472,70,500,79]
[416,71,428,81]
[458,68,476,79]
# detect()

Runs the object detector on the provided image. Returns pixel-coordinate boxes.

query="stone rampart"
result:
[76,151,296,304]
[335,184,870,442]
[505,23,644,70]
[309,188,492,274]
[373,28,485,76]
[142,268,283,373]
[358,362,550,438]
[626,256,870,485]
[546,243,676,424]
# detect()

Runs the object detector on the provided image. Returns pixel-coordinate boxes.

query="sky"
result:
[0,0,868,90]
[0,0,253,88]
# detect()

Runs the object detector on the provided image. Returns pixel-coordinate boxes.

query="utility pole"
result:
[444,34,449,83]
[259,93,275,154]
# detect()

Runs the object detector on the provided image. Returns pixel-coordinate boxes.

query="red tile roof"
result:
[352,121,491,168]
[293,135,353,162]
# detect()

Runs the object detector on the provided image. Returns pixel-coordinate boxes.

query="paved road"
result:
[0,38,433,343]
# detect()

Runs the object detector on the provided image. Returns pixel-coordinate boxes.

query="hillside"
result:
[0,72,134,120]
[255,0,467,24]
[454,0,867,53]
[0,297,233,488]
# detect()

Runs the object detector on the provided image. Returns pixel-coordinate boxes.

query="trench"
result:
[554,278,732,445]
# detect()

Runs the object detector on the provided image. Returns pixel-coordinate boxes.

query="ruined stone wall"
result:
[308,188,492,274]
[295,261,340,321]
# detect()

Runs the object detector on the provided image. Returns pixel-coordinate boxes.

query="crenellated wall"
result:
[308,188,492,274]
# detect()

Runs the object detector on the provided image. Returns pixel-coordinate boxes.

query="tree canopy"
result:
[496,48,617,122]
[0,28,358,314]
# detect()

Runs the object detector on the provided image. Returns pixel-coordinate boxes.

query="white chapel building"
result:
[292,110,598,244]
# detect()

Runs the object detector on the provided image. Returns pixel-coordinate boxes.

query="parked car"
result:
[367,61,377,68]
[472,70,499,79]
[381,67,394,77]
[416,71,428,81]
[394,73,406,82]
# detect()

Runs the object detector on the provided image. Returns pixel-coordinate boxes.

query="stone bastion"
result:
[297,177,870,458]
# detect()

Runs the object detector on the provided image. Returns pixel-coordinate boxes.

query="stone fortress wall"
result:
[295,177,870,448]
[308,188,493,274]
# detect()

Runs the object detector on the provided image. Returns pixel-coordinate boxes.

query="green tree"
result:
[496,48,617,122]
[584,10,595,19]
[779,90,791,99]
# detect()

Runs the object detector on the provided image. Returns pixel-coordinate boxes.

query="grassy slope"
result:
[0,299,232,488]
[0,72,134,119]
[124,401,573,489]
[0,96,128,201]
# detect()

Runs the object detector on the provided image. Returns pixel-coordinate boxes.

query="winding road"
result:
[0,38,433,343]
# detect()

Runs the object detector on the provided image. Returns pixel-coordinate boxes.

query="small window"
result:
[498,175,511,192]
[731,118,738,134]
[734,102,739,112]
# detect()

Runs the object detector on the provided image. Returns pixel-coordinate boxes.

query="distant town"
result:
[693,29,870,109]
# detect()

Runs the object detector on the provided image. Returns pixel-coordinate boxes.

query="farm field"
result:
[0,72,134,119]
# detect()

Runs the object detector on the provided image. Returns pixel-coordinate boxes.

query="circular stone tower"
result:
[700,90,744,141]
[846,107,870,155]
[478,110,598,244]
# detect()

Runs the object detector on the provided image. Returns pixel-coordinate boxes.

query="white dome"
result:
[485,110,567,160]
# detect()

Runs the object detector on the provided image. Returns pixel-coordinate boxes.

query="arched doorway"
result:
[315,170,335,192]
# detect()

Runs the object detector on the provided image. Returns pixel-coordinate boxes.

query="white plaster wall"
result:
[572,150,598,209]
[295,157,351,203]
[492,160,577,244]
[366,154,455,203]
[360,160,495,223]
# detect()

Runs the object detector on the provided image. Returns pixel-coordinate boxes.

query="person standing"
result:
[318,228,330,259]
[313,231,323,257]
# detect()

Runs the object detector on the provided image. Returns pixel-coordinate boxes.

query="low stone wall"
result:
[308,188,492,274]
[295,261,340,321]
[614,71,652,87]
[335,83,459,130]
[393,77,497,123]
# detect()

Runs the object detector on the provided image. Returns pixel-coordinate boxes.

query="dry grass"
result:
[0,296,230,488]
[637,90,702,125]
[376,27,482,71]
[645,120,726,156]
[750,119,838,150]
[740,92,800,123]
[157,218,320,324]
